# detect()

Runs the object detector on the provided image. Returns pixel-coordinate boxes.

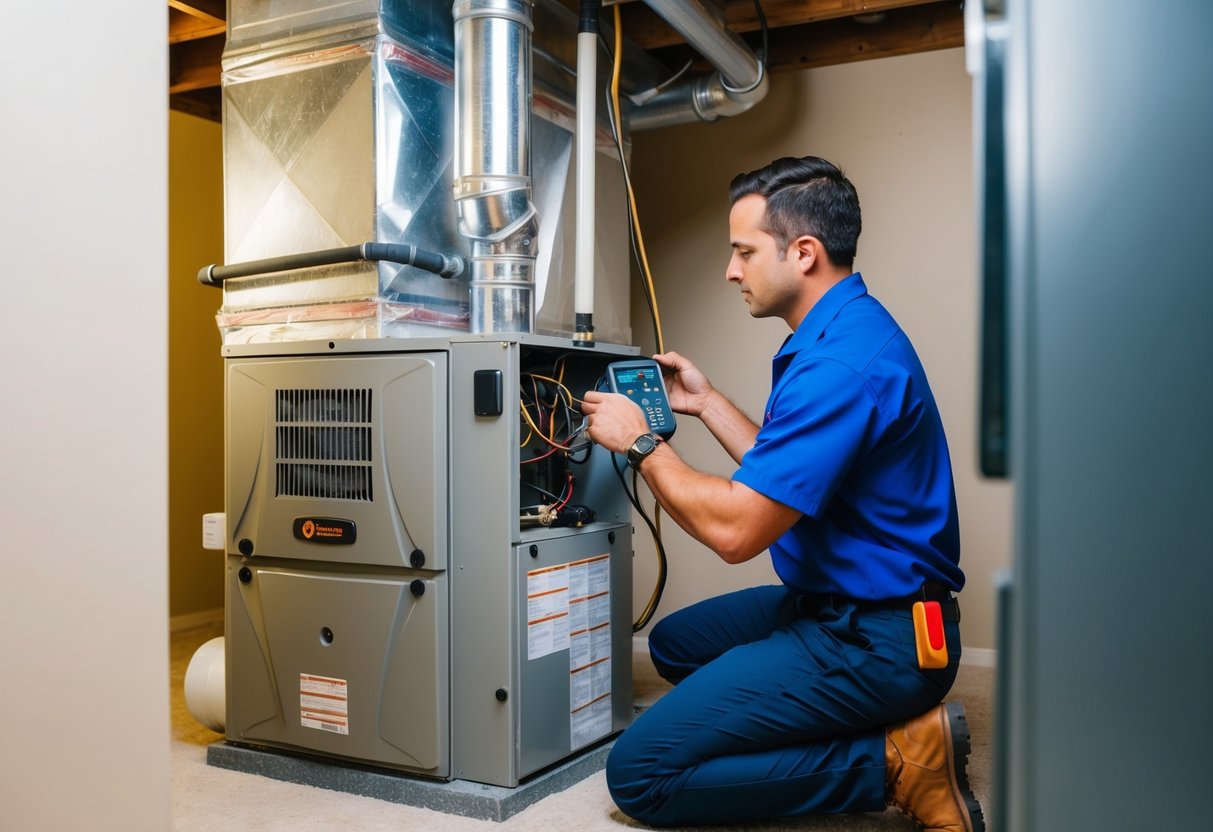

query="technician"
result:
[580,156,983,832]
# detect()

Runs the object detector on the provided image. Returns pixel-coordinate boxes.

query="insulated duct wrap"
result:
[452,0,539,333]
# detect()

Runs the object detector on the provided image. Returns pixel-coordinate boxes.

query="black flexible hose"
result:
[197,242,465,287]
[579,0,599,34]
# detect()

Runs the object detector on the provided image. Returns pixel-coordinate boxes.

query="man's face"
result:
[727,194,801,321]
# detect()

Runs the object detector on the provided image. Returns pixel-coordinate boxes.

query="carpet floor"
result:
[171,621,993,831]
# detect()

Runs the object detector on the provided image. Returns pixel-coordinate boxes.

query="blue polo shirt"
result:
[733,273,963,599]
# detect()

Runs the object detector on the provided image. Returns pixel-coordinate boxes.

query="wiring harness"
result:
[518,357,593,528]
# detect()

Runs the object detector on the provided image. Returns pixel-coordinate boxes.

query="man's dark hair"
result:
[729,156,862,268]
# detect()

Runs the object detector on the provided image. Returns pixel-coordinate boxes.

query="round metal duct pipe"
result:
[452,0,540,333]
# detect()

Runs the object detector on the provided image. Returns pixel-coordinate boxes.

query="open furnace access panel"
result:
[222,336,636,787]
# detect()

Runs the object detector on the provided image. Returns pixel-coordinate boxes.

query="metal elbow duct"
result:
[631,66,768,130]
[631,0,769,130]
[453,0,539,333]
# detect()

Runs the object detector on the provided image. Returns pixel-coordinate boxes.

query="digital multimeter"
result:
[606,359,677,439]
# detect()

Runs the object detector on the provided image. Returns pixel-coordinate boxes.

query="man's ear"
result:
[792,235,823,275]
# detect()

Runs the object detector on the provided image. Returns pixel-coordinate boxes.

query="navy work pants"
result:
[606,585,960,827]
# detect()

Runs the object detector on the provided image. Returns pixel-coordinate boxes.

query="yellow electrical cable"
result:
[529,373,578,407]
[612,4,666,631]
[519,402,565,449]
[611,3,664,355]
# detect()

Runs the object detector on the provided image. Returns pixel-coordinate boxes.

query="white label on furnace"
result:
[569,554,612,749]
[300,673,349,735]
[527,563,570,660]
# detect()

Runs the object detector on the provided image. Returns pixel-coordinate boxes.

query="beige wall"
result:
[0,3,170,828]
[168,111,226,619]
[628,48,1012,651]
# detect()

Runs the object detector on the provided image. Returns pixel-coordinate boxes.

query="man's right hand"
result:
[653,351,715,417]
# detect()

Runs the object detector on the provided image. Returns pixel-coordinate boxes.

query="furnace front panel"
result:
[222,337,635,786]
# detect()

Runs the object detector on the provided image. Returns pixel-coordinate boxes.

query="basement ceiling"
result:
[169,0,964,122]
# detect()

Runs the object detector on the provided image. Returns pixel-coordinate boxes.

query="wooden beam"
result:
[169,8,225,44]
[763,1,964,71]
[170,88,223,123]
[733,0,941,31]
[168,0,226,23]
[645,1,963,74]
[619,0,938,51]
[169,34,224,94]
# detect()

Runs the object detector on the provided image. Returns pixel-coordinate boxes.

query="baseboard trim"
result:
[632,636,997,668]
[958,646,997,668]
[170,608,223,633]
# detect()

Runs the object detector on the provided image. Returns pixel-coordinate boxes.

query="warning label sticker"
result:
[526,553,614,750]
[568,554,612,749]
[300,673,349,735]
[527,563,571,660]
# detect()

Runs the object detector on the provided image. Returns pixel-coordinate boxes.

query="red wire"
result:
[553,473,574,510]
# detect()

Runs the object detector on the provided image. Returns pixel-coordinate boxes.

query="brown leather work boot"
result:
[885,701,985,832]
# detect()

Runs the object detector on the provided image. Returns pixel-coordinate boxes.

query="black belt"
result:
[799,582,961,622]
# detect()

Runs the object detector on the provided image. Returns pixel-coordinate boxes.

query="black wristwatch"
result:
[626,432,662,471]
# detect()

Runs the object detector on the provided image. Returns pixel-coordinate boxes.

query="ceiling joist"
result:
[167,0,964,123]
[615,0,947,50]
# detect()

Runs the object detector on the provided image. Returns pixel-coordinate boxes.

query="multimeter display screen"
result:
[607,361,676,438]
[613,366,660,389]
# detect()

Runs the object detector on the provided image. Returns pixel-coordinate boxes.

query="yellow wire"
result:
[612,4,666,629]
[611,5,664,355]
[519,402,566,450]
[529,373,578,406]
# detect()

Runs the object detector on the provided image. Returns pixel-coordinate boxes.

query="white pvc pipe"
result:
[574,27,597,340]
[184,636,226,733]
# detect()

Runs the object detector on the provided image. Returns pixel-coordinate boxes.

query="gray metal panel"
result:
[225,352,448,570]
[218,331,640,359]
[225,559,449,776]
[1001,2,1213,829]
[516,524,633,778]
[448,339,637,786]
[449,339,522,786]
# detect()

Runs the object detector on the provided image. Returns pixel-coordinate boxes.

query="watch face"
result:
[628,433,659,468]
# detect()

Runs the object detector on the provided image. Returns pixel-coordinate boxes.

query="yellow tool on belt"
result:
[912,600,949,669]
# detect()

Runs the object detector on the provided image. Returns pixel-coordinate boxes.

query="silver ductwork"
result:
[452,0,539,333]
[211,0,763,343]
[214,0,633,345]
[631,0,769,130]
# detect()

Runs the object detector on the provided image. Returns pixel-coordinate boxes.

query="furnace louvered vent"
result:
[275,389,374,501]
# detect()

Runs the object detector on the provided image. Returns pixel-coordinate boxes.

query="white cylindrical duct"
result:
[184,636,226,733]
[574,6,599,342]
[453,0,539,333]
